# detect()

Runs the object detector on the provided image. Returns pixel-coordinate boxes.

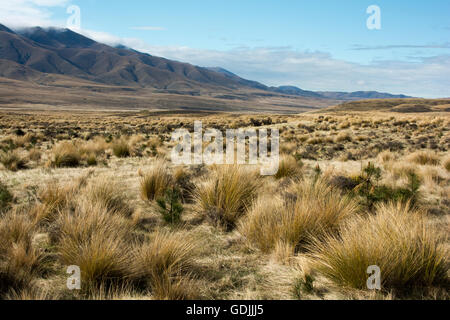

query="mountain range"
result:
[0,23,412,112]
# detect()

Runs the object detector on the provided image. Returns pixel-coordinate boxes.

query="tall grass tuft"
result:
[51,142,80,168]
[0,151,28,171]
[112,138,131,158]
[55,200,134,294]
[194,165,260,230]
[407,151,440,166]
[239,177,359,253]
[310,202,448,291]
[132,230,196,299]
[0,211,44,298]
[84,177,133,217]
[140,160,173,201]
[275,155,303,180]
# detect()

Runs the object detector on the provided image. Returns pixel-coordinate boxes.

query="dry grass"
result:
[0,151,28,171]
[132,230,197,299]
[311,202,448,292]
[408,151,441,166]
[0,210,44,298]
[240,177,359,254]
[194,165,260,230]
[56,200,134,294]
[275,155,303,179]
[51,142,81,168]
[140,159,173,201]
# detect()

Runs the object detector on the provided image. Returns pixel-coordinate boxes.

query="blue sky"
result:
[1,0,449,97]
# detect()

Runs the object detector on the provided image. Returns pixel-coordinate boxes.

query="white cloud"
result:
[0,0,68,28]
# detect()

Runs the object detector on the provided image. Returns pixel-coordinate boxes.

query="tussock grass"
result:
[311,202,448,292]
[55,200,134,293]
[0,211,44,298]
[51,142,81,168]
[0,151,28,171]
[408,151,441,166]
[33,183,72,225]
[112,138,131,158]
[194,165,260,230]
[132,230,196,299]
[443,156,450,172]
[275,155,303,180]
[140,160,173,201]
[240,177,359,253]
[84,177,133,217]
[0,181,13,213]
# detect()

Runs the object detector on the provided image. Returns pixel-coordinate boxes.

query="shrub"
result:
[311,202,448,291]
[335,131,352,142]
[140,160,173,201]
[0,151,28,171]
[112,139,131,158]
[51,142,80,168]
[408,151,440,166]
[156,187,184,224]
[194,165,260,230]
[239,178,358,252]
[275,155,303,180]
[132,231,196,299]
[28,149,42,162]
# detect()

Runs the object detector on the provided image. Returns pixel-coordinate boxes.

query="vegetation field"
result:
[0,108,448,300]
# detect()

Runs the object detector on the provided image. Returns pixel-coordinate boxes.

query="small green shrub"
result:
[156,187,184,224]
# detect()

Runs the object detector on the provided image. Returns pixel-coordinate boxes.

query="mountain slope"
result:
[1,25,267,91]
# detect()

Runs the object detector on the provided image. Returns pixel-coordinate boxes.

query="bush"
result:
[311,202,448,292]
[140,160,173,201]
[194,165,260,231]
[0,151,28,171]
[51,142,80,168]
[156,187,184,224]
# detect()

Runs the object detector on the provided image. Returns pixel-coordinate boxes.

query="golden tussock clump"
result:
[310,202,448,292]
[0,210,45,298]
[275,155,303,180]
[239,177,359,254]
[50,142,81,168]
[131,230,197,300]
[140,159,173,201]
[194,165,260,230]
[407,150,441,166]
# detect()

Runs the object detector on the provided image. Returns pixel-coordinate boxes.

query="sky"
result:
[0,0,449,97]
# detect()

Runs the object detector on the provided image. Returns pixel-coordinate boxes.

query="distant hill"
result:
[0,23,419,112]
[323,98,450,113]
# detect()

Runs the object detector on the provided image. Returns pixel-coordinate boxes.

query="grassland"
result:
[0,107,448,300]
